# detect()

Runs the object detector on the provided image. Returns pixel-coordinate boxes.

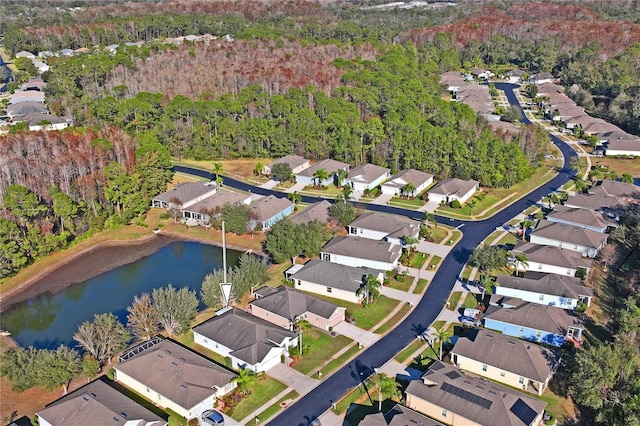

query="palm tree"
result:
[253,162,263,177]
[313,168,329,187]
[520,219,534,241]
[294,319,311,356]
[424,212,437,229]
[358,275,382,305]
[514,253,529,276]
[574,178,589,193]
[288,191,302,204]
[376,373,400,412]
[342,185,353,203]
[434,325,453,361]
[211,162,223,182]
[232,367,257,395]
[402,182,416,198]
[336,169,349,188]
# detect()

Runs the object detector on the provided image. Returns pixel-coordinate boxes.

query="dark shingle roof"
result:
[548,206,610,230]
[361,403,447,426]
[290,200,331,225]
[250,285,340,321]
[512,242,592,270]
[321,236,402,264]
[451,329,560,382]
[497,273,593,299]
[382,169,434,191]
[192,308,296,365]
[406,361,546,426]
[428,178,478,197]
[531,220,607,249]
[250,195,294,222]
[37,379,166,426]
[484,299,584,335]
[589,179,640,199]
[184,191,250,215]
[289,259,382,292]
[565,193,627,211]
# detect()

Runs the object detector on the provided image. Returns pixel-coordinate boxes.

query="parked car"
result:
[458,315,477,327]
[202,409,225,426]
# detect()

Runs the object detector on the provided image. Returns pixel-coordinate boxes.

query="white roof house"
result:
[346,164,391,192]
[427,178,479,205]
[380,169,434,196]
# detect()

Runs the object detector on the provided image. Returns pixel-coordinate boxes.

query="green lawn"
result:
[463,292,479,309]
[227,377,287,421]
[300,185,343,197]
[395,339,425,363]
[447,292,462,311]
[449,230,462,245]
[247,390,299,425]
[389,196,426,207]
[320,344,362,376]
[427,255,442,270]
[293,329,353,375]
[174,331,228,366]
[461,264,474,281]
[385,271,414,292]
[483,230,504,246]
[427,226,449,244]
[413,278,429,294]
[334,386,369,415]
[432,320,447,331]
[499,233,519,248]
[374,303,412,334]
[419,345,439,362]
[410,252,428,268]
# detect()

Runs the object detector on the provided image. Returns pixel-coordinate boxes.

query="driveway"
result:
[267,363,318,394]
[370,192,394,205]
[284,182,306,194]
[332,322,381,348]
[259,179,279,189]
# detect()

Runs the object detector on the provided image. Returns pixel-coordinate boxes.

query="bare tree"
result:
[126,293,159,341]
[74,313,131,368]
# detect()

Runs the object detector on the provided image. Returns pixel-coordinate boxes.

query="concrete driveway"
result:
[284,182,306,193]
[370,192,394,205]
[332,322,381,348]
[267,363,318,394]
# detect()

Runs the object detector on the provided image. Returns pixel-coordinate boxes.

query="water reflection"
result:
[2,241,242,349]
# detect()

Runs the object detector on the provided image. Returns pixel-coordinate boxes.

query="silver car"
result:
[202,409,225,426]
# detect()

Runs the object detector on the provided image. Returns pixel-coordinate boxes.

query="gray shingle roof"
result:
[484,299,584,335]
[184,191,250,215]
[361,403,447,426]
[7,101,49,117]
[531,220,607,249]
[21,112,67,126]
[115,339,236,410]
[321,236,402,264]
[512,242,592,270]
[406,361,546,426]
[347,163,390,184]
[497,273,593,299]
[382,169,434,190]
[250,285,340,321]
[192,308,296,365]
[250,195,294,222]
[606,139,640,153]
[428,178,479,197]
[451,329,560,382]
[153,181,217,205]
[290,200,332,225]
[289,259,383,292]
[548,206,610,230]
[37,379,166,426]
[266,155,309,170]
[565,193,627,211]
[348,212,420,240]
[295,159,349,178]
[589,179,640,199]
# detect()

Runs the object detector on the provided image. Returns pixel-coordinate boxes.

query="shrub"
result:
[106,368,115,380]
[450,199,461,208]
[575,268,587,280]
[224,356,232,368]
[159,212,170,220]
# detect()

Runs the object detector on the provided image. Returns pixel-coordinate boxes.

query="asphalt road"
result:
[175,83,578,426]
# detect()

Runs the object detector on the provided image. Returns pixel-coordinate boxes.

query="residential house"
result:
[564,193,627,220]
[506,69,526,83]
[151,181,218,209]
[440,71,465,93]
[484,298,584,347]
[114,338,237,420]
[182,191,252,224]
[489,120,520,135]
[530,72,555,84]
[262,155,310,176]
[360,403,447,426]
[36,379,166,426]
[529,219,608,258]
[380,169,434,196]
[511,242,592,277]
[451,329,560,395]
[7,101,49,119]
[347,212,420,245]
[290,200,332,225]
[580,120,621,136]
[249,195,295,230]
[8,90,45,104]
[470,68,490,80]
[547,205,613,233]
[588,179,640,200]
[192,308,297,373]
[16,50,36,59]
[405,361,547,426]
[605,138,640,157]
[427,178,479,205]
[320,236,402,271]
[20,112,70,131]
[346,163,391,192]
[536,82,564,95]
[285,259,384,304]
[21,77,47,91]
[294,159,349,186]
[248,285,345,331]
[496,273,593,309]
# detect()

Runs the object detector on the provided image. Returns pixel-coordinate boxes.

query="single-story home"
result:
[36,379,167,426]
[604,138,640,157]
[346,163,391,192]
[427,178,479,205]
[505,69,526,83]
[114,338,237,420]
[511,242,592,277]
[294,159,349,186]
[320,236,402,271]
[547,205,613,233]
[484,298,584,347]
[19,112,70,132]
[496,273,593,309]
[262,155,310,176]
[564,193,627,219]
[588,179,640,200]
[151,181,218,210]
[581,120,621,136]
[192,308,297,373]
[530,72,555,84]
[8,90,45,104]
[249,195,295,230]
[7,101,49,119]
[451,329,561,395]
[529,219,608,258]
[536,82,564,95]
[248,285,345,331]
[347,212,420,245]
[16,50,36,59]
[380,169,434,196]
[21,77,47,91]
[405,361,547,426]
[285,259,384,304]
[182,191,252,224]
[360,403,447,426]
[290,200,332,225]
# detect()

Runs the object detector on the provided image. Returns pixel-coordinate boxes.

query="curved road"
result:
[176,84,578,426]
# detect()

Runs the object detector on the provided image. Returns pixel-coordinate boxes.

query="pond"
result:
[1,240,242,349]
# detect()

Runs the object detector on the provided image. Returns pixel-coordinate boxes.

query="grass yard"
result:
[310,294,400,331]
[320,344,362,376]
[389,196,426,208]
[374,303,412,334]
[174,158,270,180]
[385,271,415,292]
[300,185,343,197]
[264,262,293,288]
[173,331,228,366]
[592,156,640,177]
[461,264,474,281]
[395,339,425,363]
[333,386,369,415]
[427,255,442,271]
[498,233,518,248]
[247,390,299,426]
[462,292,480,309]
[483,230,504,246]
[413,278,429,294]
[293,329,352,375]
[410,252,428,268]
[227,377,287,421]
[447,292,462,310]
[418,345,439,362]
[449,229,462,245]
[427,226,449,244]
